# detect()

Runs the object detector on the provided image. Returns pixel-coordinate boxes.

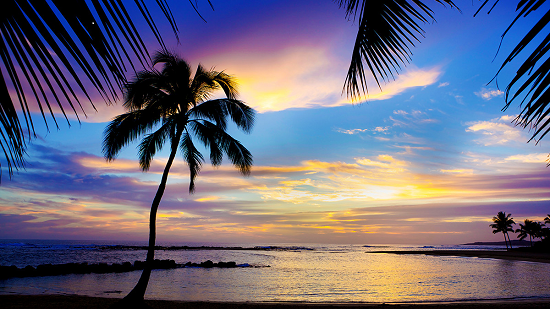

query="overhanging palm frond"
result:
[338,0,458,99]
[0,1,215,180]
[477,1,550,153]
[0,0,178,178]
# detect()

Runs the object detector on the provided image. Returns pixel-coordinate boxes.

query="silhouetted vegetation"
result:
[491,212,550,251]
[490,211,515,250]
[103,50,254,307]
[338,1,550,157]
[516,219,544,247]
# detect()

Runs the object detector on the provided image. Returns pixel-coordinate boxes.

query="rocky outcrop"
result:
[0,259,261,279]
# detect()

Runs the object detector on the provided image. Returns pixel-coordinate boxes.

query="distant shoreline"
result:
[2,295,550,309]
[370,250,550,264]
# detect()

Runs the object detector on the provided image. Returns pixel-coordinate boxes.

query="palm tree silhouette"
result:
[103,50,254,305]
[516,219,543,247]
[490,211,515,250]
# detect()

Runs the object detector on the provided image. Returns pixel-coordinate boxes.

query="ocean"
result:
[1,239,549,303]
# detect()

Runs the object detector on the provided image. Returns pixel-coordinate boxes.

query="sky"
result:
[1,0,549,245]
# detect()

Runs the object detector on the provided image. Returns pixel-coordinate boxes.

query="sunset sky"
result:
[1,0,549,245]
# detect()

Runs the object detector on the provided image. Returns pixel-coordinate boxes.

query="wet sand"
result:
[369,250,550,264]
[1,295,550,309]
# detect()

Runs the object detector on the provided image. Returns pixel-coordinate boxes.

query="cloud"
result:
[440,169,474,175]
[344,67,442,103]
[466,116,524,145]
[335,126,389,135]
[475,88,504,100]
[3,142,550,244]
[438,82,449,87]
[504,153,549,163]
[390,109,439,127]
[201,47,442,113]
[336,128,369,135]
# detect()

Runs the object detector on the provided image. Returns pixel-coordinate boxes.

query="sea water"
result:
[1,239,549,303]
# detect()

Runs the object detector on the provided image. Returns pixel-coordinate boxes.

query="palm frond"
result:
[211,72,239,100]
[124,70,168,111]
[190,65,219,104]
[0,0,183,178]
[477,1,550,152]
[189,99,255,133]
[338,0,458,99]
[138,121,173,171]
[180,132,204,193]
[102,109,163,161]
[188,120,223,166]
[213,125,253,175]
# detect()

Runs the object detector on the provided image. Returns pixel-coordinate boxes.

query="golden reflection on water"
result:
[2,247,550,302]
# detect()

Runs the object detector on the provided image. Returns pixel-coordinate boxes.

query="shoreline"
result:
[368,249,550,264]
[1,295,550,309]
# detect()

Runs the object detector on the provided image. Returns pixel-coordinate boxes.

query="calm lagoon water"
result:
[1,240,549,303]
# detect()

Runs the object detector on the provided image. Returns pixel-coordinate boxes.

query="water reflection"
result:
[1,245,550,302]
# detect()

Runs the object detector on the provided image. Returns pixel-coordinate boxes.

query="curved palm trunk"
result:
[507,233,513,250]
[502,232,509,250]
[121,132,182,305]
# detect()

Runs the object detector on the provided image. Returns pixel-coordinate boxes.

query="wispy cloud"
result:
[2,143,550,243]
[201,47,443,112]
[504,153,549,163]
[342,67,442,103]
[390,109,439,127]
[336,128,369,135]
[466,115,524,145]
[475,88,504,100]
[335,126,389,135]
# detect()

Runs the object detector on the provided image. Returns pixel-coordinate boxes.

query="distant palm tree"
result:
[516,219,543,247]
[543,215,550,240]
[103,50,254,305]
[490,211,515,250]
[338,1,550,156]
[0,0,214,180]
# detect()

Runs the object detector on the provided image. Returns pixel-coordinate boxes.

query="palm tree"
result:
[102,50,254,305]
[490,211,515,250]
[543,214,550,240]
[0,0,213,180]
[516,219,543,247]
[338,1,550,155]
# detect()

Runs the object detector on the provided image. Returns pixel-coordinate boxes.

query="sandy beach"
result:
[369,250,550,264]
[1,295,550,309]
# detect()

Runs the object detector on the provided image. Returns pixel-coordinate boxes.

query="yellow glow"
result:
[195,196,221,202]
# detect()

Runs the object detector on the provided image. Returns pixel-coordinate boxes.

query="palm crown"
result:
[490,211,515,233]
[490,211,515,249]
[516,219,543,246]
[103,50,254,192]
